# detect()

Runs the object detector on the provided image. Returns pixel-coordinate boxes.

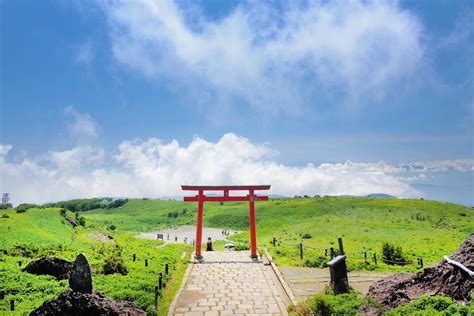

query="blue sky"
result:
[1,0,473,205]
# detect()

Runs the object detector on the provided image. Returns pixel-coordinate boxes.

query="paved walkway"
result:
[169,251,289,316]
[279,267,394,300]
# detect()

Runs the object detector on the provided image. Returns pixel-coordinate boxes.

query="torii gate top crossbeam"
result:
[181,185,271,191]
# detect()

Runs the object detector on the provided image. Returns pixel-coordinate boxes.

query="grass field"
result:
[0,207,192,314]
[84,196,473,271]
[1,196,472,314]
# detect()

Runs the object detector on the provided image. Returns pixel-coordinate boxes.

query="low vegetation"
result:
[1,195,472,314]
[0,206,191,314]
[289,288,473,315]
[83,196,473,272]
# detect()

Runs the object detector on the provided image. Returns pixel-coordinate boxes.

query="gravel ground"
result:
[279,267,394,300]
[137,225,240,245]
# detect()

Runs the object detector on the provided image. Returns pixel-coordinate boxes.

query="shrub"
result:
[1,214,10,218]
[16,203,38,213]
[103,252,128,275]
[304,255,327,268]
[302,233,312,239]
[307,288,364,316]
[234,243,250,251]
[107,199,128,209]
[0,203,12,209]
[386,295,470,315]
[75,212,86,226]
[107,224,117,231]
[382,242,406,264]
[59,209,67,217]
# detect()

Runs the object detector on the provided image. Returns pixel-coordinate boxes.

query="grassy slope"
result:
[0,207,192,314]
[84,197,473,271]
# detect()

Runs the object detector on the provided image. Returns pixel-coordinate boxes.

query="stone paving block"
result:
[170,251,289,316]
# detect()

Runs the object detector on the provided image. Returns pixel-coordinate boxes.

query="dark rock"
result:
[65,216,78,227]
[22,257,73,280]
[360,234,474,314]
[69,253,93,294]
[30,290,146,316]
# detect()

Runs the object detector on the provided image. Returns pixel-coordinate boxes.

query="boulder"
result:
[22,257,73,280]
[360,234,474,314]
[30,290,146,316]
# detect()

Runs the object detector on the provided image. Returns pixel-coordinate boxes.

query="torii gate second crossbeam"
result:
[181,185,271,259]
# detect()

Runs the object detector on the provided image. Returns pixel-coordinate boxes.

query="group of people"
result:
[221,230,231,236]
[161,232,217,251]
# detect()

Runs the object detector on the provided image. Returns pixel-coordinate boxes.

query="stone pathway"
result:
[279,266,394,300]
[169,251,289,316]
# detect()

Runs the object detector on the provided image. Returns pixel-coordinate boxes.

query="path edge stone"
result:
[167,252,195,316]
[264,249,298,305]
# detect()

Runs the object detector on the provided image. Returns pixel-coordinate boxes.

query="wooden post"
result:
[337,238,344,255]
[325,249,328,257]
[299,243,303,259]
[419,258,423,268]
[330,247,335,258]
[133,254,136,262]
[159,273,163,290]
[145,259,148,267]
[195,190,204,259]
[165,263,169,275]
[10,299,14,311]
[154,286,158,307]
[373,253,377,265]
[0,289,4,300]
[364,252,367,263]
[18,261,22,267]
[249,189,258,259]
[273,237,276,246]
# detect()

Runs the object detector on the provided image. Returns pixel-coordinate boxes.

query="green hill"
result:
[0,207,191,314]
[83,196,473,270]
[1,196,472,314]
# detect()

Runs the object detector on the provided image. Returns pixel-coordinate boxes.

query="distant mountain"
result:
[338,193,396,199]
[365,193,396,198]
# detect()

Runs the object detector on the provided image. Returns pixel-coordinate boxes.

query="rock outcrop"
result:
[30,290,146,316]
[22,257,73,280]
[360,234,473,314]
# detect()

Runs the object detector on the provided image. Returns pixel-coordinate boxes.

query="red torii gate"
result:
[181,185,271,259]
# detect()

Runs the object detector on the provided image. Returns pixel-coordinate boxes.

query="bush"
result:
[0,203,12,209]
[302,233,312,239]
[16,203,38,213]
[59,209,67,217]
[386,295,470,315]
[307,288,364,315]
[107,224,117,231]
[75,212,86,226]
[168,211,179,218]
[382,242,406,264]
[304,255,327,268]
[103,252,128,275]
[234,243,250,251]
[107,199,128,209]
[1,214,10,218]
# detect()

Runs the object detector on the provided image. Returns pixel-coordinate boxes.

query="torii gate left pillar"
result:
[181,185,270,259]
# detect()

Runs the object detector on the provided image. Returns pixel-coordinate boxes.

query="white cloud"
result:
[100,0,424,115]
[75,42,95,66]
[2,133,472,205]
[64,106,99,143]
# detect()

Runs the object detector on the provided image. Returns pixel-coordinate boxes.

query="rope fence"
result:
[270,237,424,268]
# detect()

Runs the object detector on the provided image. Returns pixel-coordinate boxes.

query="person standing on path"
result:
[206,237,213,251]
